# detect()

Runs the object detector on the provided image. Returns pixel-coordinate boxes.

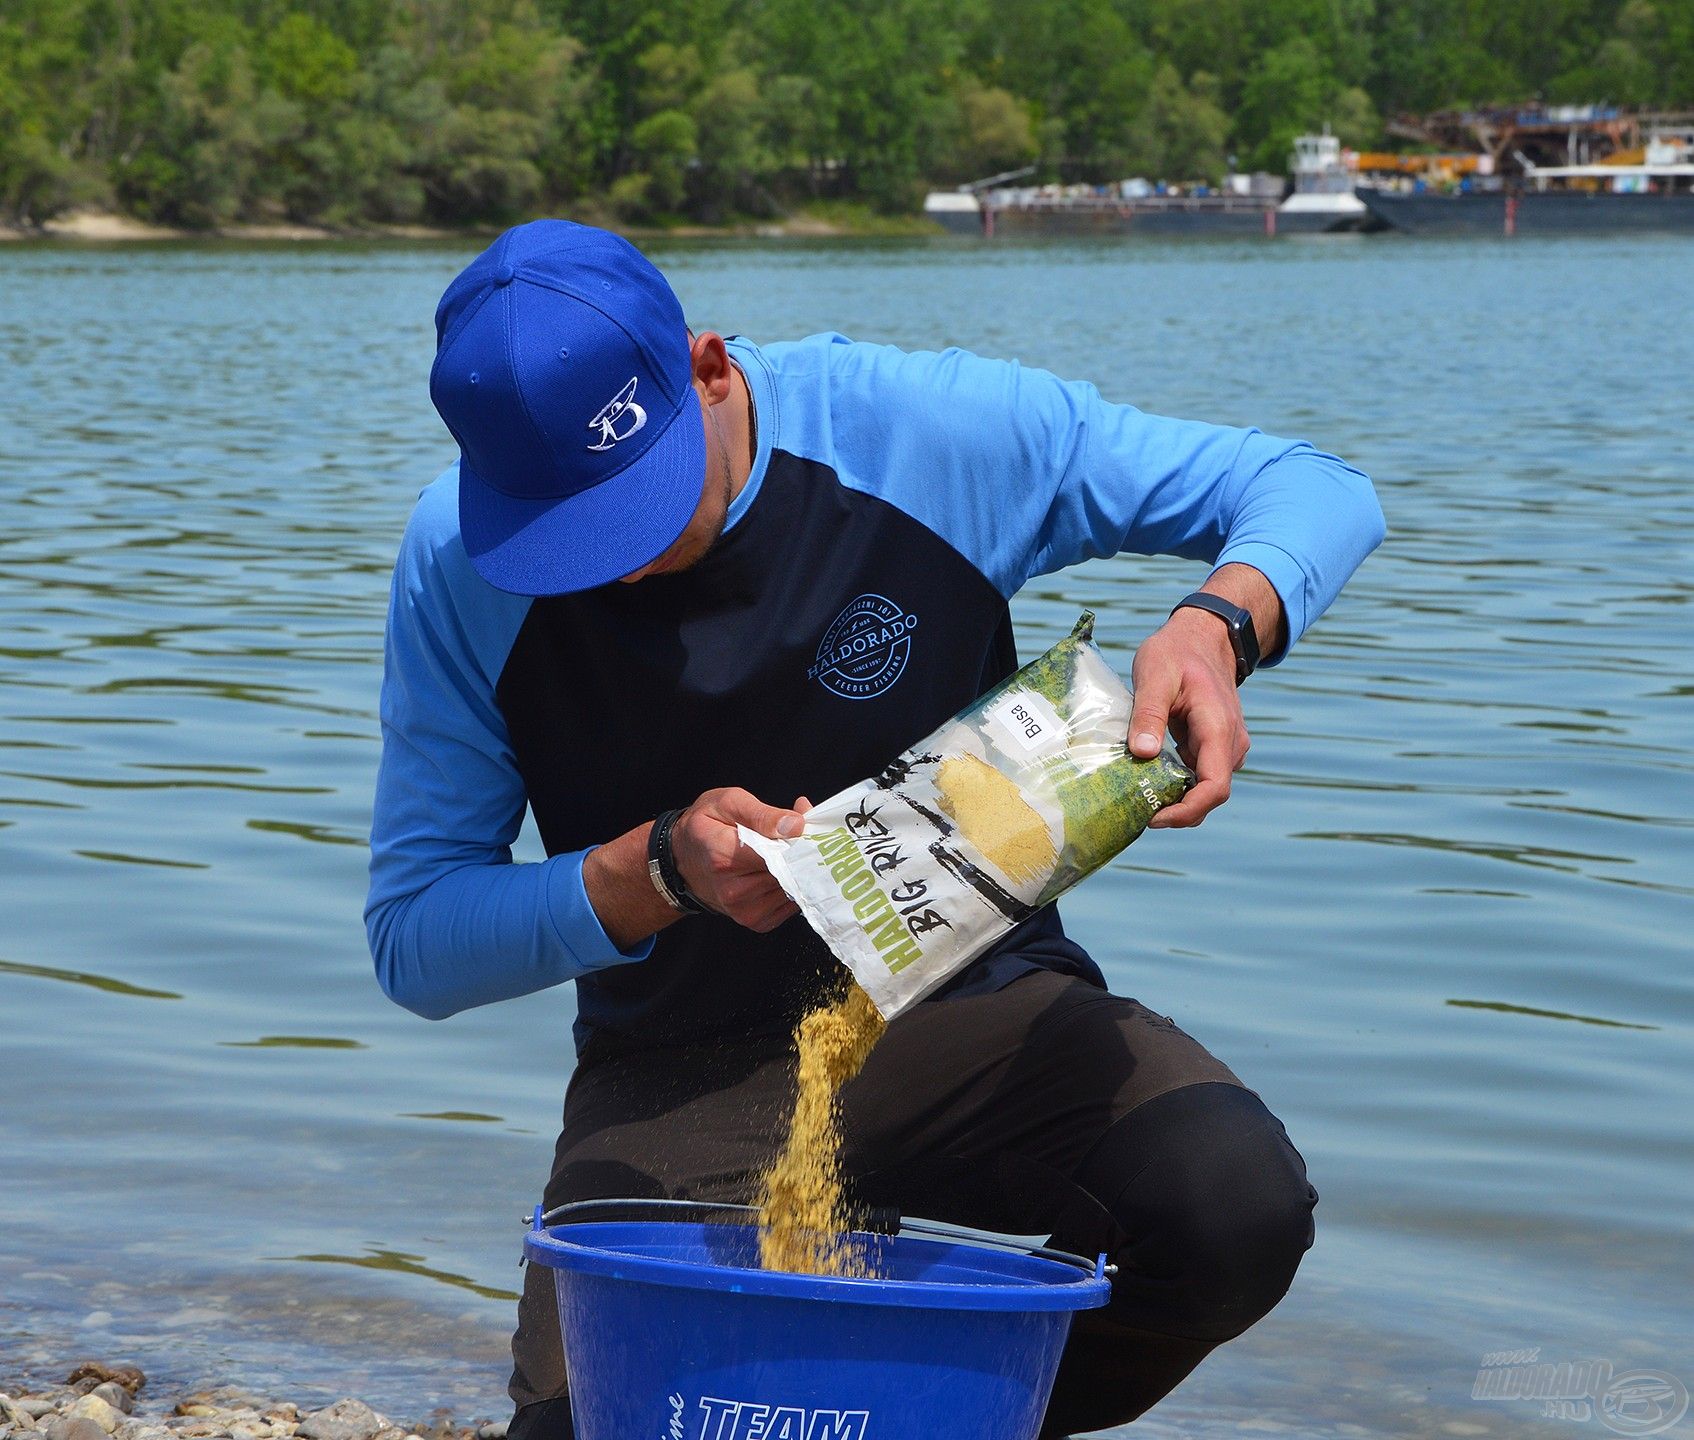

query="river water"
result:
[2,234,1690,1439]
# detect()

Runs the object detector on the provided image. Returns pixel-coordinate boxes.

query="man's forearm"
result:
[1200,561,1289,664]
[582,821,684,952]
[367,850,652,1020]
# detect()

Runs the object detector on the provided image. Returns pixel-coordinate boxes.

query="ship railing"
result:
[988,194,1273,214]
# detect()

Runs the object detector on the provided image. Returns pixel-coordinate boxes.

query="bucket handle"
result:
[527,1197,1115,1279]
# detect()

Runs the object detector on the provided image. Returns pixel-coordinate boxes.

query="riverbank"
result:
[0,1363,506,1440]
[0,204,940,244]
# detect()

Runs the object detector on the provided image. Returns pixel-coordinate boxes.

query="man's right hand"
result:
[581,787,810,951]
[671,787,810,932]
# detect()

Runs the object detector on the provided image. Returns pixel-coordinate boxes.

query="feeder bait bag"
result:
[741,612,1194,1020]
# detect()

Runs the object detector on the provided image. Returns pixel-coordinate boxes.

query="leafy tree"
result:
[691,60,780,218]
[1129,64,1231,181]
[258,12,355,103]
[133,28,274,225]
[2,0,1692,228]
[980,0,1155,177]
[1236,36,1338,172]
[1331,85,1381,147]
[0,0,113,219]
[933,78,1038,181]
[622,107,696,216]
[1554,0,1663,103]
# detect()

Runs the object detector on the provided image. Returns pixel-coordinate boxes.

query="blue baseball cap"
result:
[429,220,706,595]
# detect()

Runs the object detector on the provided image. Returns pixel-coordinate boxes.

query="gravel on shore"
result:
[0,1363,509,1440]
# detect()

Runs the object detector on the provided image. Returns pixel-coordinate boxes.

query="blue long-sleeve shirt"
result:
[367,333,1383,1036]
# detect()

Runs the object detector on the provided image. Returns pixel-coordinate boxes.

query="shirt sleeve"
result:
[806,336,1385,660]
[363,471,652,1021]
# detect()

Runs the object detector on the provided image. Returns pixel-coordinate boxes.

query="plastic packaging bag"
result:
[741,612,1193,1019]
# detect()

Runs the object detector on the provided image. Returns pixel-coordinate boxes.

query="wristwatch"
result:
[647,808,709,915]
[1170,592,1260,686]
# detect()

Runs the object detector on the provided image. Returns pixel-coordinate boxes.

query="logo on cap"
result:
[587,377,647,452]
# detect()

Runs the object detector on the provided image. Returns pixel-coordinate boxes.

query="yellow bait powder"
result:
[758,983,887,1277]
[935,753,1058,886]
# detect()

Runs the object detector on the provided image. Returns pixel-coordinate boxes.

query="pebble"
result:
[87,1391,131,1419]
[64,1398,122,1435]
[5,1361,491,1440]
[44,1419,110,1440]
[114,1423,175,1440]
[296,1402,388,1440]
[65,1367,145,1398]
[178,1395,261,1416]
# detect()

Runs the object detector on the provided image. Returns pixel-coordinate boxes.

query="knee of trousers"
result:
[1072,1081,1318,1343]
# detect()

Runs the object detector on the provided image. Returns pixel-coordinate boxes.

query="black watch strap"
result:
[648,808,709,915]
[1170,592,1260,686]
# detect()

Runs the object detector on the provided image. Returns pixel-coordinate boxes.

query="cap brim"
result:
[458,390,708,596]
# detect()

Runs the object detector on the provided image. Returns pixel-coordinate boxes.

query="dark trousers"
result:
[509,969,1318,1438]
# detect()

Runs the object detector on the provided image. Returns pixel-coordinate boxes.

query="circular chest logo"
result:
[808,594,918,700]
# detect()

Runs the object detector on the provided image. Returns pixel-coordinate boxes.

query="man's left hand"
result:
[1127,607,1251,829]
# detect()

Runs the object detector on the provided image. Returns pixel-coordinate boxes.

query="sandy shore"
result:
[0,212,467,243]
[0,208,938,244]
[0,1362,506,1440]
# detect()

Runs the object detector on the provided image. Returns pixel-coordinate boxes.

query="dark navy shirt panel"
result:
[496,449,1101,1049]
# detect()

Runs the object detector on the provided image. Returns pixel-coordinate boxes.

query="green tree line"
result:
[2,0,1691,227]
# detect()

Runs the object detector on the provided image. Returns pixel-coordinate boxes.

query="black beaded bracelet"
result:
[647,808,708,915]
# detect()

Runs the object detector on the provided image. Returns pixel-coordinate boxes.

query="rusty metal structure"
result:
[1386,105,1694,172]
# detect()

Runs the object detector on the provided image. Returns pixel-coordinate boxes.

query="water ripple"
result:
[3,237,1690,1430]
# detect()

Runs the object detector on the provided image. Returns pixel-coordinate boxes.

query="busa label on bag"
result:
[984,687,1064,757]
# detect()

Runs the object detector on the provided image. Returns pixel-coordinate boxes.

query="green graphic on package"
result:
[742,612,1194,1019]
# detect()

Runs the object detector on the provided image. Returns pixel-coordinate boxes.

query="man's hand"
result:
[1128,611,1248,828]
[581,787,812,951]
[672,787,812,932]
[1128,563,1285,829]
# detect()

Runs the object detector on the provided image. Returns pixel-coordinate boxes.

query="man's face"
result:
[615,380,733,584]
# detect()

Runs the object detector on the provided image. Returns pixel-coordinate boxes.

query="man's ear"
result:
[689,330,734,407]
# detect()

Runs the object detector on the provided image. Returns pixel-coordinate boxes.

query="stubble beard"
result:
[687,401,736,568]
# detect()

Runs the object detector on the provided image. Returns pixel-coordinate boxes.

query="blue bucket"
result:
[523,1200,1111,1440]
